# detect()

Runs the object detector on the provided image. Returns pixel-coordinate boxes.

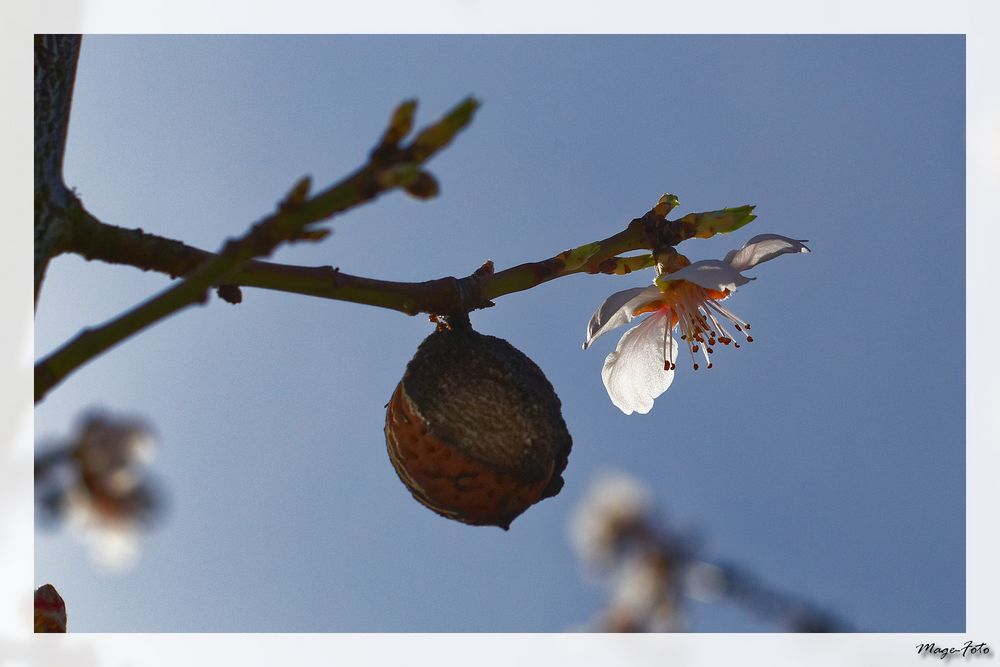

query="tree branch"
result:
[35,34,82,306]
[37,43,756,404]
[64,202,656,314]
[34,98,479,403]
[62,190,754,317]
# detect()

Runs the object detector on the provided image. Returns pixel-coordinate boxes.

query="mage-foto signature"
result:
[916,641,990,660]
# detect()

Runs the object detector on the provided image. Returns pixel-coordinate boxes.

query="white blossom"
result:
[585,234,809,414]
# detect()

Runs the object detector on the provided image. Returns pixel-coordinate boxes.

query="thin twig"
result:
[34,98,479,403]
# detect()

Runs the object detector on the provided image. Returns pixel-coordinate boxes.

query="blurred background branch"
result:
[570,471,851,632]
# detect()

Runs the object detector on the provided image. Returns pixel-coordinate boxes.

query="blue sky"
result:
[34,35,964,632]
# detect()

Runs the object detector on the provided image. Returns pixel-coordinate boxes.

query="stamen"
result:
[662,310,671,372]
[697,326,712,367]
[706,300,753,343]
[667,312,676,370]
[708,300,751,330]
[654,280,759,376]
[677,308,698,370]
[703,308,735,347]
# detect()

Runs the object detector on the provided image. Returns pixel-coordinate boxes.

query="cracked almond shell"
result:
[385,325,572,529]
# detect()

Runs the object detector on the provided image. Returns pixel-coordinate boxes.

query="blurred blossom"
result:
[63,486,145,569]
[569,469,849,632]
[569,471,651,569]
[603,553,683,632]
[682,560,726,603]
[35,410,164,570]
[73,414,155,495]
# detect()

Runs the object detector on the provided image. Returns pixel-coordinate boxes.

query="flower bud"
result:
[34,584,67,633]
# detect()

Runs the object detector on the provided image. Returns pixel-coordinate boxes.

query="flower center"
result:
[633,281,754,371]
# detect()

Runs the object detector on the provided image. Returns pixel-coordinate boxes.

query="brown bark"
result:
[34,34,82,305]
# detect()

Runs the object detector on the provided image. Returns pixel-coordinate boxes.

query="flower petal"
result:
[601,311,677,415]
[657,260,752,293]
[584,285,661,350]
[723,234,810,272]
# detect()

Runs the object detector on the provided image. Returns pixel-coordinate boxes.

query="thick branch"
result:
[35,98,479,403]
[35,34,82,304]
[65,205,657,314]
[63,197,753,318]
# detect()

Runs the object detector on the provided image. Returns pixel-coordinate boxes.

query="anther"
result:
[693,363,699,370]
[746,336,754,343]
